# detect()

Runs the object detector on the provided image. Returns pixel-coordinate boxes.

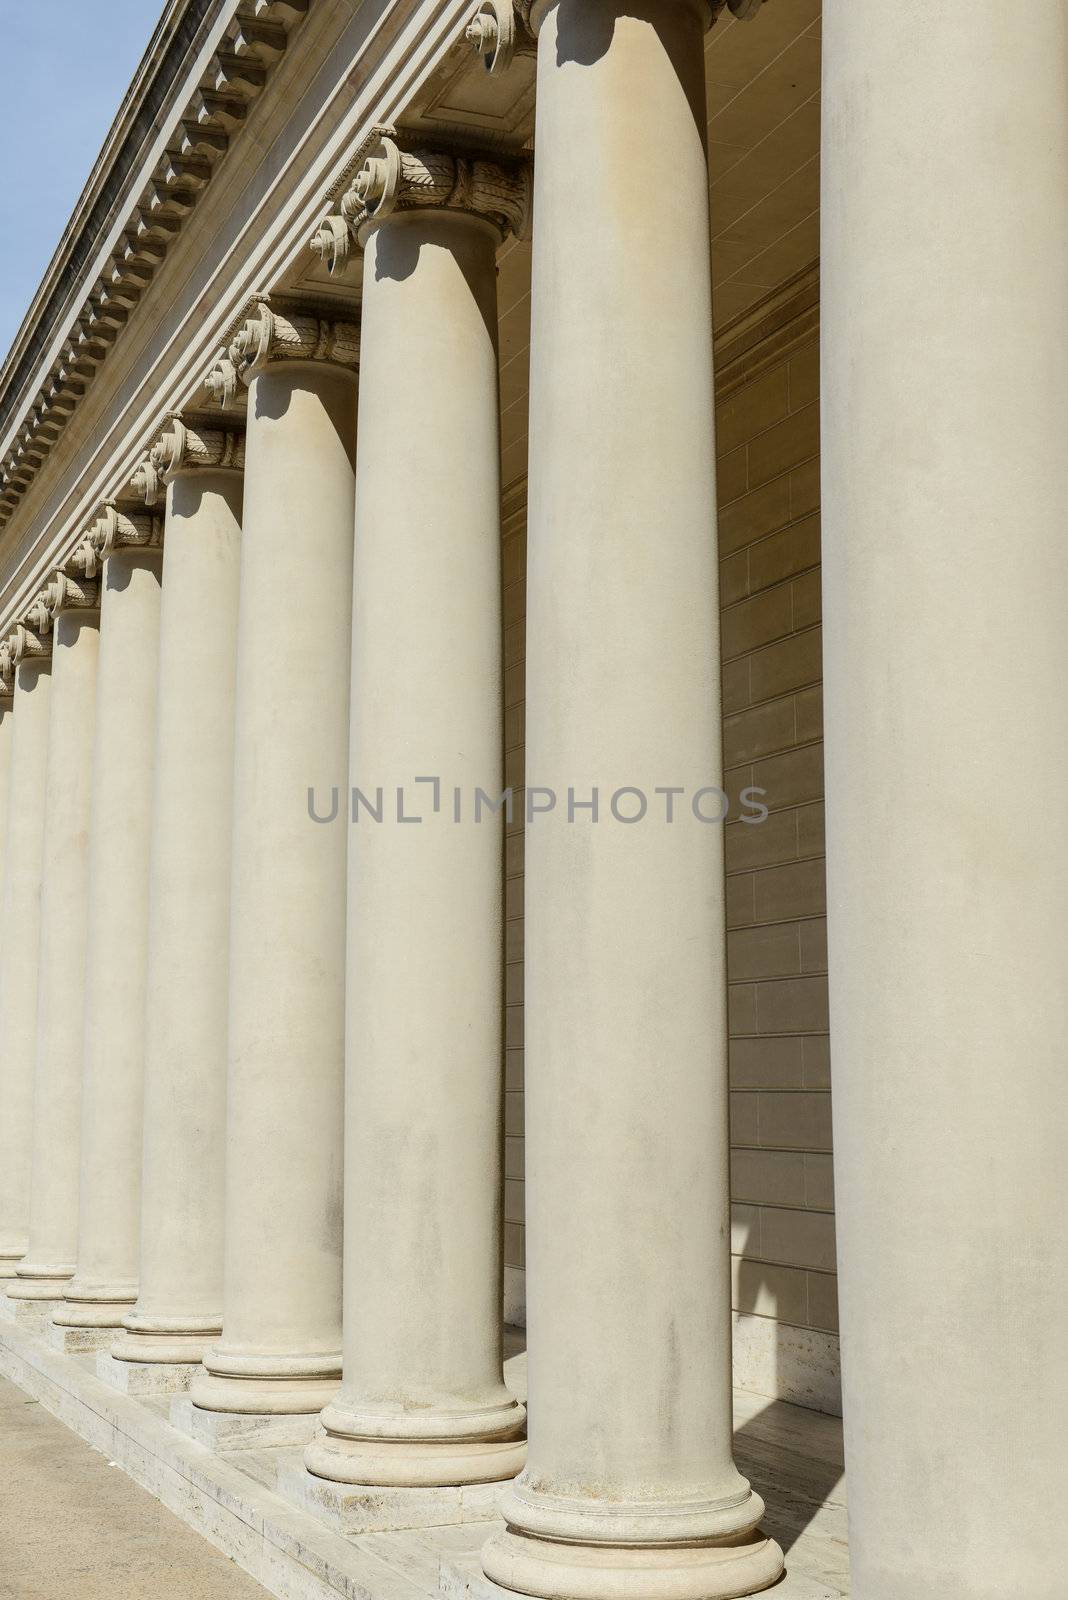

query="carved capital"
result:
[11,599,52,662]
[0,642,12,700]
[134,416,246,503]
[90,504,165,562]
[465,0,534,73]
[311,136,532,270]
[69,535,102,582]
[204,347,243,410]
[48,569,100,619]
[229,299,361,382]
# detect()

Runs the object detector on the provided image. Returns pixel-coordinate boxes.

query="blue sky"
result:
[0,0,164,364]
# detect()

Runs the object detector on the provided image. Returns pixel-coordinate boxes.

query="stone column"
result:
[481,2,783,1597]
[56,506,163,1331]
[112,419,243,1368]
[302,141,529,1488]
[7,564,100,1306]
[821,5,1068,1596]
[0,622,53,1281]
[190,302,357,1415]
[0,668,12,988]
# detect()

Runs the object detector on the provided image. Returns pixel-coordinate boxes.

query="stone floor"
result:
[0,1374,269,1600]
[0,1306,849,1600]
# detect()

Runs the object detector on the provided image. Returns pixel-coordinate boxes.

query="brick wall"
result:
[499,266,838,1414]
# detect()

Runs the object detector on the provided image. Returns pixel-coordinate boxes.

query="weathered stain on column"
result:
[305,136,529,1489]
[190,298,357,1417]
[8,561,100,1307]
[480,1,783,1596]
[0,616,53,1283]
[112,415,245,1376]
[55,501,164,1332]
[822,2,1068,1595]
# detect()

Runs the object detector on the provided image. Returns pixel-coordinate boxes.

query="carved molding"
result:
[132,415,246,504]
[310,135,532,272]
[204,298,360,401]
[0,0,315,531]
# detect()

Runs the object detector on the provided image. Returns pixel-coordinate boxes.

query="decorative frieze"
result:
[310,135,532,273]
[0,0,316,532]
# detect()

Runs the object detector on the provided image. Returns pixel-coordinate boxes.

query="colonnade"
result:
[2,2,1066,1599]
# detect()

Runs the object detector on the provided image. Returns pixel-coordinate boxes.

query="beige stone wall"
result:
[499,270,837,1414]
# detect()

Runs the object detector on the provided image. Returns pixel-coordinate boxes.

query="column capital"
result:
[132,415,246,505]
[310,135,532,271]
[0,638,14,698]
[10,601,53,664]
[47,569,100,620]
[464,0,535,74]
[204,347,243,411]
[514,0,763,39]
[88,503,165,563]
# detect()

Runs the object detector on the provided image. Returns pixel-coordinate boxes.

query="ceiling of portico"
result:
[496,0,822,490]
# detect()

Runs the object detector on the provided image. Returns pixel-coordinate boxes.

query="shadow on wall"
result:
[728,1211,844,1557]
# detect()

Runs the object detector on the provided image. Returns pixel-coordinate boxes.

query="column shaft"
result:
[482,2,782,1597]
[11,596,99,1302]
[306,204,524,1487]
[821,5,1068,1596]
[0,653,52,1277]
[58,547,162,1328]
[115,462,243,1364]
[192,345,355,1415]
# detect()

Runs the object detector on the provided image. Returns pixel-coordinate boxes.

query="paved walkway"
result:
[0,1376,268,1600]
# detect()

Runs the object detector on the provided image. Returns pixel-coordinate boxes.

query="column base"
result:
[305,1431,527,1488]
[306,1391,527,1486]
[481,1527,785,1600]
[53,1298,136,1330]
[0,1252,23,1281]
[6,1273,71,1303]
[190,1369,340,1415]
[113,1313,220,1366]
[280,1456,508,1533]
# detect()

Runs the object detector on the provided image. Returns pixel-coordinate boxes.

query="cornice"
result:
[0,0,546,637]
[0,0,314,534]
